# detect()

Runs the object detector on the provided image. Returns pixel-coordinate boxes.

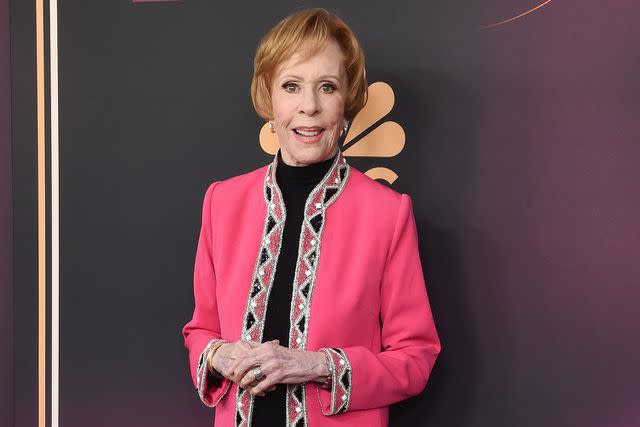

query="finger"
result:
[221,342,257,380]
[232,364,246,384]
[232,340,281,383]
[235,341,256,357]
[240,356,277,389]
[225,358,240,379]
[233,350,270,382]
[239,370,253,389]
[247,340,261,349]
[230,350,262,382]
[228,354,255,381]
[255,385,276,397]
[248,360,281,396]
[250,375,276,396]
[233,359,258,383]
[240,340,258,350]
[214,360,232,381]
[240,367,265,389]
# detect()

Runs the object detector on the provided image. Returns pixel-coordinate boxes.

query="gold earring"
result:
[268,121,276,133]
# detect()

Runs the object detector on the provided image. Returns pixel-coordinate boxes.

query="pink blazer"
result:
[183,152,440,427]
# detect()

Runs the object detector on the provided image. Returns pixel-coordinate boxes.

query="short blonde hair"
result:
[250,8,368,121]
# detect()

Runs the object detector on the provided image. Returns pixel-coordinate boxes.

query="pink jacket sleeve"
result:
[182,182,231,407]
[315,194,441,414]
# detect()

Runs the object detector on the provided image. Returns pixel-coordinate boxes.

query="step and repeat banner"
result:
[9,1,640,427]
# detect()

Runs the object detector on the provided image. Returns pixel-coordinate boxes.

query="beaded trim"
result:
[286,154,349,427]
[234,151,350,427]
[234,155,287,427]
[196,338,230,407]
[316,348,352,415]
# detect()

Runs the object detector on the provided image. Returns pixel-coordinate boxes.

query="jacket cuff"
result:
[315,348,352,415]
[196,338,230,407]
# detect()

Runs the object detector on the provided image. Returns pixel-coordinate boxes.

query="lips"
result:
[293,126,324,137]
[291,126,325,144]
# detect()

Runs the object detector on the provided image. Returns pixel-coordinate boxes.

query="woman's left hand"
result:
[229,340,328,396]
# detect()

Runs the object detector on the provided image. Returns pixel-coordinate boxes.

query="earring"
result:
[268,121,276,133]
[342,121,349,135]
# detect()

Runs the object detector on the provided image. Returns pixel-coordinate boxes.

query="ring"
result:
[253,366,265,381]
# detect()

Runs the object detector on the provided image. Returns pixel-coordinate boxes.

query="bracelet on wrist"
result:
[206,340,228,378]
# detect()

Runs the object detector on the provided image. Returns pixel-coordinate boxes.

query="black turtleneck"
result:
[252,150,337,426]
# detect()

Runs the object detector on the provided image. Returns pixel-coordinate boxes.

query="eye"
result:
[282,82,299,93]
[320,82,337,93]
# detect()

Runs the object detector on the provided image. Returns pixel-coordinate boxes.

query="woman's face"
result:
[271,39,348,166]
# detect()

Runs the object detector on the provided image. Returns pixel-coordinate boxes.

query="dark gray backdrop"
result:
[1,0,12,424]
[8,1,640,427]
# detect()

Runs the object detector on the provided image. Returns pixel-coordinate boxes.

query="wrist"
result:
[307,351,326,382]
[313,350,332,387]
[207,340,227,378]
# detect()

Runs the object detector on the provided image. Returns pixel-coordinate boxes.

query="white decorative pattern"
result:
[286,155,350,427]
[196,338,230,407]
[316,348,352,415]
[234,155,287,427]
[234,151,350,427]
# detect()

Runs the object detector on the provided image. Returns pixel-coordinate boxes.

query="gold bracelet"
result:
[206,340,228,378]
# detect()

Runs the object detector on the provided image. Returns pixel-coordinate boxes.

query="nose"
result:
[298,88,320,116]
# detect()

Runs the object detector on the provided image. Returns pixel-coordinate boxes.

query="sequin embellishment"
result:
[286,155,349,427]
[234,151,350,427]
[316,348,352,415]
[234,157,287,427]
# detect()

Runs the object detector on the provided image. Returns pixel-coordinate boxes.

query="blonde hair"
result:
[250,8,368,121]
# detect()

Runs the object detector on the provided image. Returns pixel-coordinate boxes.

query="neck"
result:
[279,149,339,167]
[275,150,338,184]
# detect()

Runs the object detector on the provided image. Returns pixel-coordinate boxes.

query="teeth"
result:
[295,129,321,137]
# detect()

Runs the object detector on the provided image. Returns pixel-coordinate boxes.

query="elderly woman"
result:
[182,8,440,427]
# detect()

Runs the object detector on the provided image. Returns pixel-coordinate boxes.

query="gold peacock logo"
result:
[259,82,405,184]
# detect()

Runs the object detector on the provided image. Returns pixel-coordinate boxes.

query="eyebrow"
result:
[279,74,341,82]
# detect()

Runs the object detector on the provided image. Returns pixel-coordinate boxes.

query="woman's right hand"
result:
[210,340,257,381]
[209,340,277,396]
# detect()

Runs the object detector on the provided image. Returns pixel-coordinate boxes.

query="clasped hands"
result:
[209,339,328,397]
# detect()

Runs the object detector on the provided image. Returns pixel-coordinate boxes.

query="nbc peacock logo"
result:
[259,82,405,185]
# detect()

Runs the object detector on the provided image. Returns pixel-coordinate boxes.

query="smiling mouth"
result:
[293,127,324,137]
